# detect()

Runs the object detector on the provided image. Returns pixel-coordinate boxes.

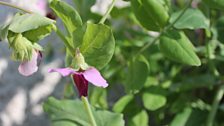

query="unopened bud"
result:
[71,48,89,71]
[8,33,35,61]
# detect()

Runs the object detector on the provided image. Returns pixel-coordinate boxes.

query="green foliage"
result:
[8,13,55,33]
[170,107,208,126]
[72,0,96,21]
[89,87,108,109]
[49,0,115,70]
[129,110,148,126]
[131,0,169,31]
[43,97,124,126]
[49,0,82,43]
[170,8,209,30]
[113,94,134,113]
[159,30,201,66]
[7,33,34,61]
[0,24,9,41]
[125,55,149,93]
[142,86,167,111]
[203,0,224,10]
[3,0,224,125]
[80,23,115,70]
[8,13,55,43]
[3,13,54,61]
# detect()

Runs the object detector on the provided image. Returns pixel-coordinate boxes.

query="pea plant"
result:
[0,0,224,126]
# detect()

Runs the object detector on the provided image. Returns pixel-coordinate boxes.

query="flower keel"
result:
[73,74,88,97]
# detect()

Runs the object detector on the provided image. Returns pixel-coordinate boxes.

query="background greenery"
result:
[44,0,224,125]
[1,0,224,126]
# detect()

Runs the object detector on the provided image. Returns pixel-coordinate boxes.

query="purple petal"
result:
[18,51,39,76]
[82,67,108,88]
[48,68,78,77]
[73,74,88,97]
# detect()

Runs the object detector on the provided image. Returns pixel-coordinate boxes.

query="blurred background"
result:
[1,0,224,126]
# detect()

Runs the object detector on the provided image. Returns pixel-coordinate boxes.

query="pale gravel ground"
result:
[0,0,128,126]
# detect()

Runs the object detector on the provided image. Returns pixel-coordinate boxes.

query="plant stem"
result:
[136,0,193,54]
[206,85,224,126]
[55,28,74,54]
[99,0,117,24]
[206,42,220,76]
[0,1,32,14]
[81,96,97,126]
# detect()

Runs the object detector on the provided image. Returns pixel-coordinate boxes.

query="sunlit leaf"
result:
[159,30,201,66]
[170,8,209,30]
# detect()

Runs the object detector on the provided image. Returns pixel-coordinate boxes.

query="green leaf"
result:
[80,23,115,70]
[43,97,124,126]
[72,0,96,21]
[170,8,209,30]
[113,94,134,113]
[171,74,215,92]
[49,0,82,43]
[170,107,208,126]
[130,110,149,126]
[125,55,149,93]
[216,17,224,43]
[89,87,108,109]
[95,111,124,126]
[73,24,86,48]
[0,24,9,41]
[203,0,224,10]
[170,107,192,126]
[23,24,55,43]
[7,13,55,43]
[142,86,167,111]
[159,30,201,66]
[141,0,169,27]
[131,0,169,31]
[8,13,55,33]
[52,121,78,126]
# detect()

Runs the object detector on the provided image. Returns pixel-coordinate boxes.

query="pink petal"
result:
[48,68,78,77]
[36,0,47,10]
[82,67,108,88]
[34,0,47,15]
[18,51,39,76]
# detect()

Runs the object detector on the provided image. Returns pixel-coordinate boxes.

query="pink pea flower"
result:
[48,67,108,97]
[18,50,42,76]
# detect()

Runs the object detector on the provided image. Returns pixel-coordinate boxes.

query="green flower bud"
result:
[8,32,35,61]
[71,48,89,71]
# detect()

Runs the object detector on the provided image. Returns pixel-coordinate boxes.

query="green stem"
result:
[206,85,224,126]
[0,1,32,13]
[137,35,161,55]
[99,0,117,24]
[81,96,97,126]
[136,0,193,54]
[206,42,220,76]
[55,28,74,54]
